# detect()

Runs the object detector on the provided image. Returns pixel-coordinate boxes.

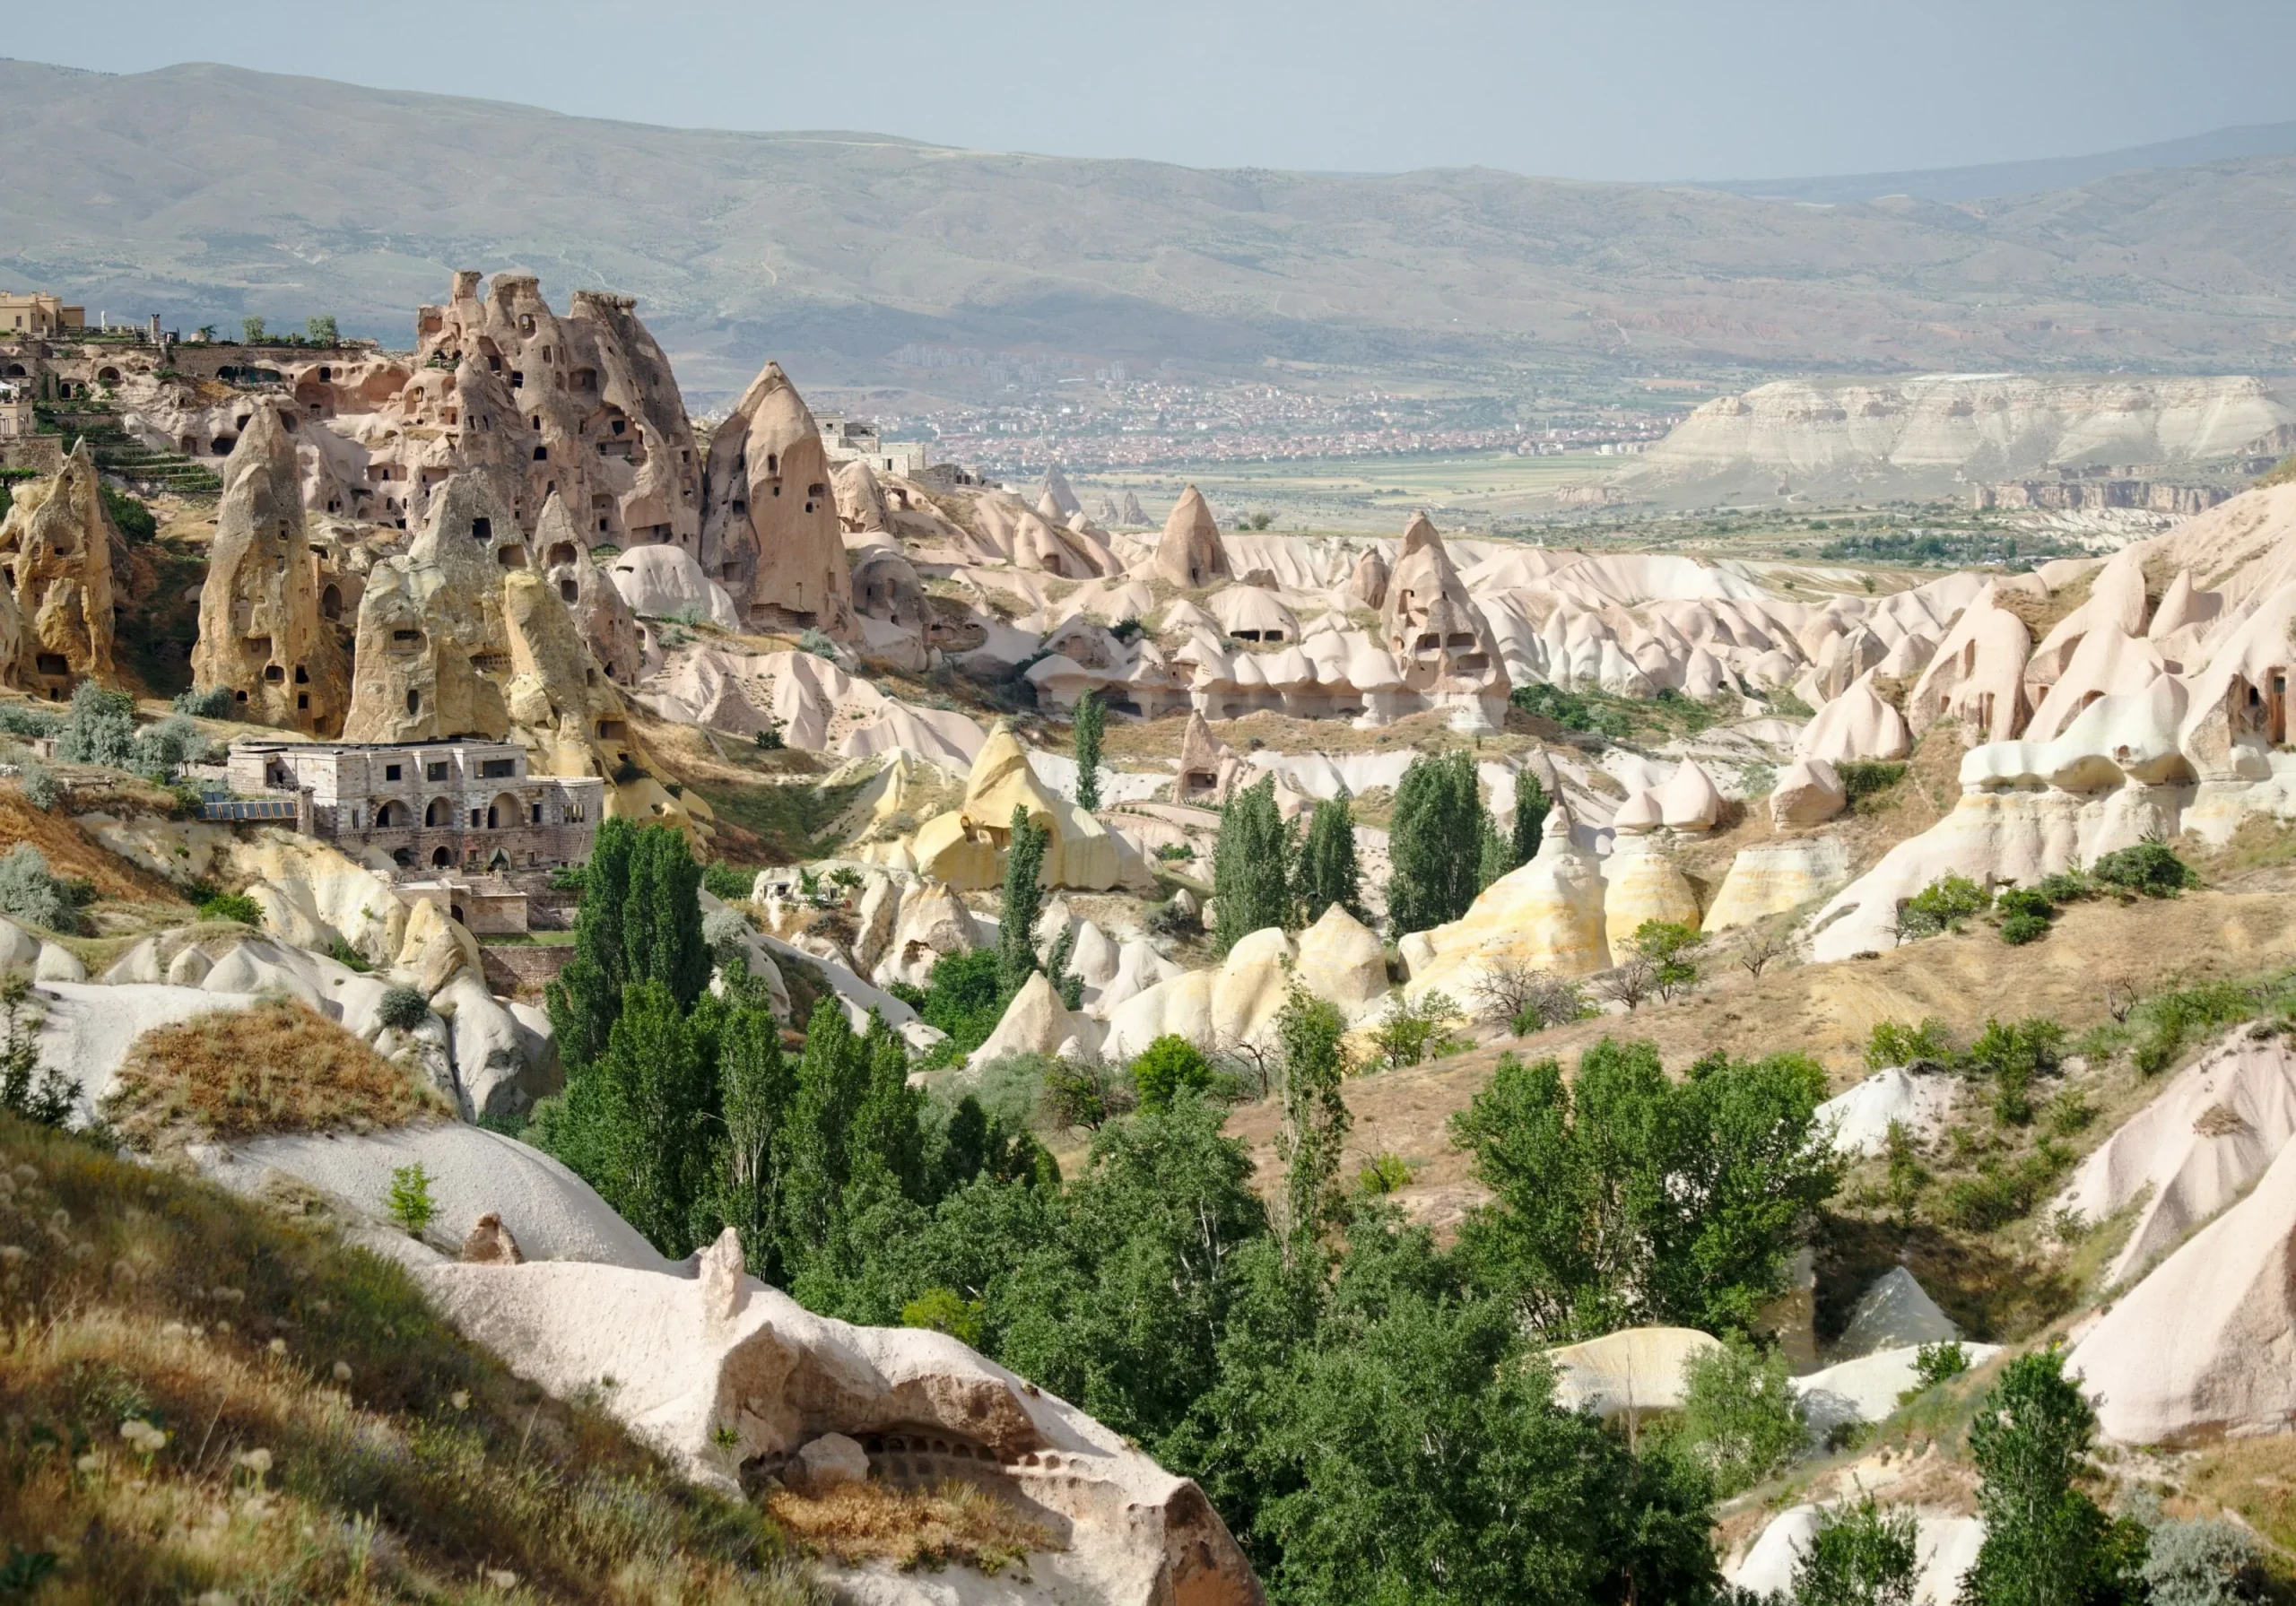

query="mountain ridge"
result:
[6,57,2296,404]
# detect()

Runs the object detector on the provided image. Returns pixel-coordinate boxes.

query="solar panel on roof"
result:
[196,799,298,822]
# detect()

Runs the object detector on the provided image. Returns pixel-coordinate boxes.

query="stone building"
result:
[227,737,603,873]
[0,294,83,337]
[818,414,929,477]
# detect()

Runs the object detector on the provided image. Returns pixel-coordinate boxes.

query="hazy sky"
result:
[13,0,2296,181]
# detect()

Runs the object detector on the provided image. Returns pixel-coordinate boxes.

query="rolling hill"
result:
[6,57,2296,404]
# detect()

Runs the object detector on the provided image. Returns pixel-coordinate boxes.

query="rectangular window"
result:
[426,762,448,782]
[469,809,483,829]
[384,764,402,781]
[530,803,543,823]
[480,758,517,778]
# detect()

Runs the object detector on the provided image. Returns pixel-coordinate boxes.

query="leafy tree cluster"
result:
[1960,1349,2148,1606]
[1387,751,1483,936]
[532,819,1049,1271]
[1449,1039,1839,1341]
[1209,777,1369,949]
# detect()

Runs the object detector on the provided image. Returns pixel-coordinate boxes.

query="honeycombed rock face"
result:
[325,272,702,551]
[194,403,351,734]
[1378,512,1509,730]
[0,439,114,695]
[534,493,643,686]
[699,360,856,639]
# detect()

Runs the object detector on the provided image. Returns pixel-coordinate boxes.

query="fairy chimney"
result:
[1149,486,1233,589]
[699,360,856,639]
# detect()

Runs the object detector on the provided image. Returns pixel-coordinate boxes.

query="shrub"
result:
[1791,1495,1921,1606]
[2132,978,2257,1076]
[900,1287,986,1348]
[100,999,450,1145]
[1357,1152,1415,1194]
[1629,919,1701,1000]
[1836,760,1908,806]
[1039,1055,1135,1132]
[387,1162,438,1237]
[54,681,138,768]
[1866,1017,1954,1071]
[1941,1146,2070,1231]
[1896,873,1989,940]
[1898,1340,1971,1403]
[100,484,156,544]
[197,891,263,925]
[16,759,58,811]
[1367,989,1465,1071]
[701,907,754,976]
[0,706,58,740]
[2137,1517,2264,1606]
[1676,1333,1807,1497]
[752,715,784,750]
[1966,1016,2066,1125]
[700,862,754,902]
[1129,1034,1214,1112]
[0,844,76,933]
[797,629,839,659]
[2091,842,2198,898]
[325,936,372,974]
[376,985,432,1034]
[0,972,75,1126]
[1144,896,1201,938]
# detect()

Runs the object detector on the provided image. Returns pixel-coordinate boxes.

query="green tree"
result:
[1072,690,1104,812]
[306,313,340,344]
[1511,772,1552,866]
[622,823,709,1009]
[240,316,265,343]
[1677,1333,1807,1497]
[1386,751,1484,937]
[547,817,639,1074]
[1273,983,1352,1260]
[1477,808,1515,891]
[55,681,137,768]
[1961,1348,2144,1606]
[0,974,74,1127]
[1213,774,1292,952]
[387,1163,438,1237]
[1292,795,1367,925]
[1451,1041,1838,1339]
[716,997,794,1279]
[997,805,1051,997]
[913,949,1006,1057]
[1629,919,1702,1002]
[778,999,877,1275]
[1792,1496,1920,1606]
[1131,1034,1215,1112]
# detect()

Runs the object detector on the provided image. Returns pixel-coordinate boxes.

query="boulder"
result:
[462,1212,526,1265]
[1835,1267,1957,1359]
[1400,806,1611,995]
[32,943,83,984]
[969,972,1095,1070]
[1293,903,1388,1016]
[1770,758,1848,827]
[793,1432,871,1493]
[871,881,982,991]
[1601,842,1701,951]
[201,939,327,1011]
[432,972,550,1122]
[1657,760,1725,832]
[1547,1326,1718,1417]
[1797,672,1913,763]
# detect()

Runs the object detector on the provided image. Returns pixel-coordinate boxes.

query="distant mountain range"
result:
[4,57,2295,405]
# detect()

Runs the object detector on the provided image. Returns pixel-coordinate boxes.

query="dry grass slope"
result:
[766,1480,1057,1578]
[0,1113,815,1604]
[102,1000,453,1149]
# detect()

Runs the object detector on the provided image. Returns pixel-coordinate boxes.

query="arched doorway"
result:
[424,796,452,827]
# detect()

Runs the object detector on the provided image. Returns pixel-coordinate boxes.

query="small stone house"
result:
[227,737,602,873]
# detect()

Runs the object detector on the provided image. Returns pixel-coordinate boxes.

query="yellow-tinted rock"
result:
[1702,840,1851,932]
[1601,842,1701,951]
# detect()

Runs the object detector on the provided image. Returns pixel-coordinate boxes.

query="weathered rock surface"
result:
[1548,1326,1718,1417]
[0,438,113,695]
[700,360,856,638]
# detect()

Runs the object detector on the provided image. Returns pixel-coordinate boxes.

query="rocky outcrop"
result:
[699,360,856,638]
[421,1231,1263,1605]
[193,402,350,733]
[905,720,1147,892]
[1146,485,1232,589]
[1378,513,1509,732]
[535,493,644,684]
[0,438,113,694]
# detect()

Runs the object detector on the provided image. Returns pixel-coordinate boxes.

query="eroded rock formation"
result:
[0,439,114,695]
[194,402,351,733]
[700,360,856,638]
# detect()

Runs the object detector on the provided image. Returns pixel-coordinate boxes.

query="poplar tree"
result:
[1292,796,1367,925]
[1386,751,1483,936]
[1213,774,1292,952]
[1511,771,1552,865]
[998,805,1051,996]
[717,997,795,1278]
[1073,690,1105,812]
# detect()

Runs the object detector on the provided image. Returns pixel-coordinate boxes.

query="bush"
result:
[376,985,432,1034]
[54,681,137,768]
[900,1287,985,1347]
[1509,681,1635,741]
[1367,989,1465,1071]
[1898,1340,1970,1403]
[1996,886,2054,945]
[1835,760,1908,806]
[1866,1017,1953,1071]
[170,684,236,720]
[132,713,208,777]
[0,844,77,934]
[1357,1152,1415,1194]
[197,892,263,925]
[700,862,753,902]
[1144,896,1201,938]
[1039,1055,1135,1131]
[1896,873,1989,940]
[387,1162,438,1237]
[2091,842,2198,898]
[2133,978,2257,1076]
[1966,1016,2066,1125]
[1791,1495,1921,1606]
[100,484,156,544]
[797,629,839,659]
[0,706,59,740]
[1129,1034,1214,1112]
[1941,1146,2070,1231]
[16,759,58,811]
[701,907,754,976]
[2137,1517,2264,1606]
[1676,1333,1807,1497]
